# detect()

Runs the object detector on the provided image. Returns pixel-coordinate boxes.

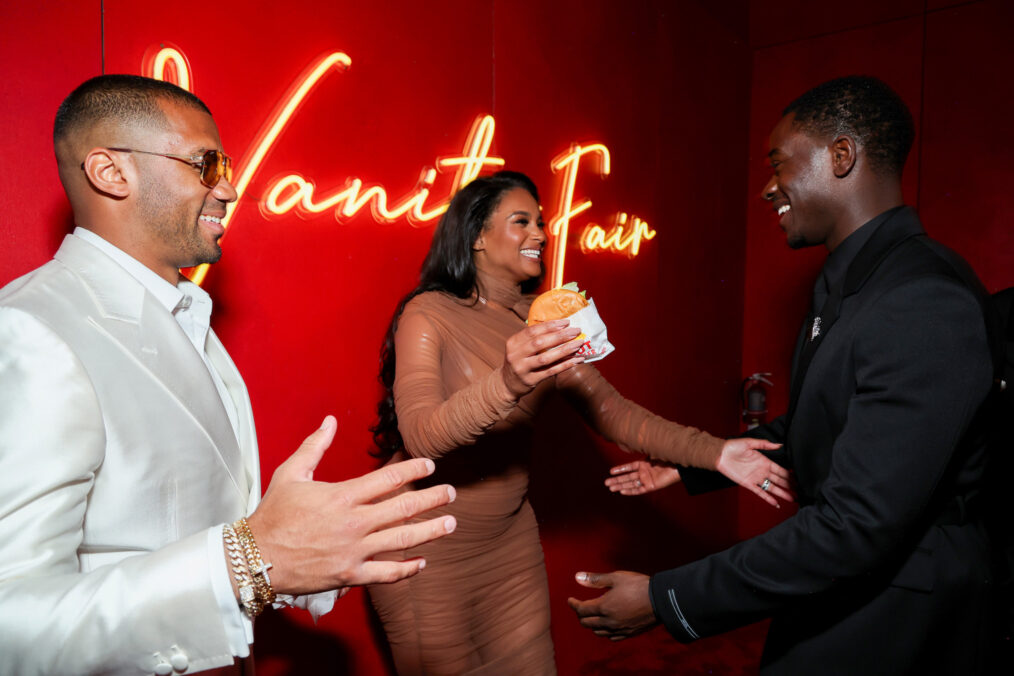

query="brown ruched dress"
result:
[367,273,723,675]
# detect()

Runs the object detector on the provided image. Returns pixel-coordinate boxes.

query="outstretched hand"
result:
[716,437,793,507]
[567,571,657,641]
[501,319,585,397]
[605,459,681,495]
[246,416,458,596]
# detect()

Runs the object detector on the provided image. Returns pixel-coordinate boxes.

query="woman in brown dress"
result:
[367,171,791,675]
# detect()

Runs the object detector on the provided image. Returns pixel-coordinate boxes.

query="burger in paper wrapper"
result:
[528,282,615,363]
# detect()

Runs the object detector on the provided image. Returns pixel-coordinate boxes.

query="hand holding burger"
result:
[528,283,614,362]
[500,283,613,397]
[501,319,585,397]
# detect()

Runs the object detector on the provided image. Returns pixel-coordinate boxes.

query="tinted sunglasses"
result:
[106,147,234,188]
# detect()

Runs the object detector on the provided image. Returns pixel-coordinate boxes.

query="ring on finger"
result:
[760,478,771,492]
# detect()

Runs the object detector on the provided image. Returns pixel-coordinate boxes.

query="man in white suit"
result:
[0,75,458,675]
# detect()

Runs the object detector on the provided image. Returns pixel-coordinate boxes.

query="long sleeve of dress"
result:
[555,364,724,470]
[680,414,792,495]
[393,307,519,459]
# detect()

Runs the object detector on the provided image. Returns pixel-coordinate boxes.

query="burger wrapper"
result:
[567,299,615,363]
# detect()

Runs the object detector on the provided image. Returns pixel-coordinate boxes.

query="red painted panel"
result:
[920,0,1014,293]
[749,0,924,48]
[0,2,101,281]
[495,2,755,672]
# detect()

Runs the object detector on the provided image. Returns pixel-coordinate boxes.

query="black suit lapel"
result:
[786,207,925,427]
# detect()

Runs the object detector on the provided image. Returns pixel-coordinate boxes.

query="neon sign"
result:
[145,44,191,91]
[145,47,656,288]
[549,143,608,289]
[581,213,657,258]
[262,115,504,225]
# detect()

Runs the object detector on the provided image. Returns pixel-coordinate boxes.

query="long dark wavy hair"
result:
[371,170,543,458]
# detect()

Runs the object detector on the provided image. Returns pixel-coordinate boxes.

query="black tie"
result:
[812,271,829,314]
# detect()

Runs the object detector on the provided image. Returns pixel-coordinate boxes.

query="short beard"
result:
[179,241,223,268]
[138,176,222,269]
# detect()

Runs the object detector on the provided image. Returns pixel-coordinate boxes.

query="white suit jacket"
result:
[0,234,261,674]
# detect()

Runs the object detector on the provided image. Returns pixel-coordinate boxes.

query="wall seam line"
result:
[100,0,105,74]
[916,1,928,212]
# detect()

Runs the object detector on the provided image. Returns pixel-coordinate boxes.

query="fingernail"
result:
[319,416,333,430]
[576,572,588,582]
[444,516,457,533]
[418,558,426,570]
[446,485,456,502]
[423,458,435,473]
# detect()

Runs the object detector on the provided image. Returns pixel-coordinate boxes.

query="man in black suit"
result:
[569,76,999,674]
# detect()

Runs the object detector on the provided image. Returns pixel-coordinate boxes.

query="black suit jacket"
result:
[653,207,997,674]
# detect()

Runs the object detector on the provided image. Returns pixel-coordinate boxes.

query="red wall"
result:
[0,2,759,673]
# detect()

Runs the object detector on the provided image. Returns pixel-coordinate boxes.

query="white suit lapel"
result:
[54,236,246,500]
[206,329,262,512]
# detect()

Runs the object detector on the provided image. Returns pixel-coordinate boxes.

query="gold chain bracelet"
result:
[223,523,263,618]
[232,517,276,608]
